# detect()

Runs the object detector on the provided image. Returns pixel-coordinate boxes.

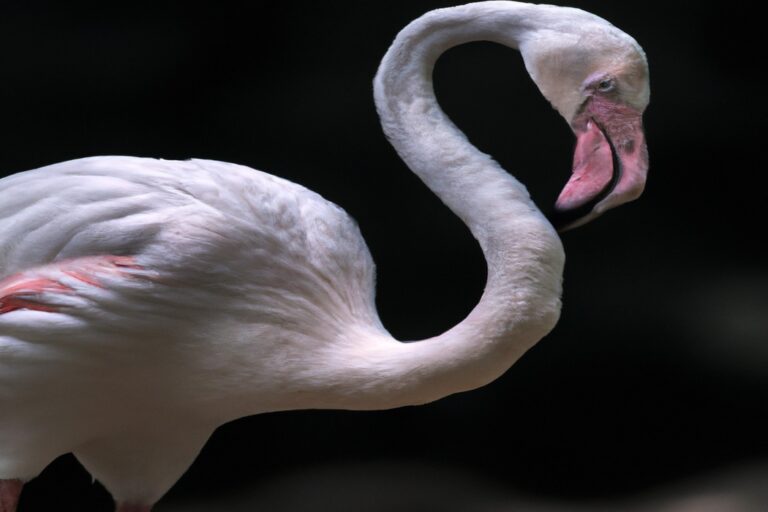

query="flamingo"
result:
[0,2,649,511]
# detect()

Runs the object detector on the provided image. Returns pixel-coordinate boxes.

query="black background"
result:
[1,1,766,511]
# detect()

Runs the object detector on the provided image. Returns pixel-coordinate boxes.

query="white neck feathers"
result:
[323,1,566,409]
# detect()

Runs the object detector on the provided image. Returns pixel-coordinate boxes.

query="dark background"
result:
[1,1,766,510]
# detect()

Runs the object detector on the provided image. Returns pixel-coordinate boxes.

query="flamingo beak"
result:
[548,99,648,231]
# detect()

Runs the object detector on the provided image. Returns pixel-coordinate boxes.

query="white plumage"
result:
[1,157,381,507]
[0,2,649,511]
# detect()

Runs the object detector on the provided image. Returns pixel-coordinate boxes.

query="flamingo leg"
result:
[0,480,22,512]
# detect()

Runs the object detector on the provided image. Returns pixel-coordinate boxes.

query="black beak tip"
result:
[546,204,592,233]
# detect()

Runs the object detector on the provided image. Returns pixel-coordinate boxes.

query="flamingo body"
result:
[1,157,380,504]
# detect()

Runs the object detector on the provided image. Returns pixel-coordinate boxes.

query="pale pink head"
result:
[519,11,650,230]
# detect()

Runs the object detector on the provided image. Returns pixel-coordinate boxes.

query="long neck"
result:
[315,2,565,410]
[375,2,537,231]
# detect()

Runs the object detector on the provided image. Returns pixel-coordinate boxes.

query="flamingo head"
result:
[519,15,650,230]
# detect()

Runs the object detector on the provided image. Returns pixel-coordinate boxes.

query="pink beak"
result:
[550,96,648,231]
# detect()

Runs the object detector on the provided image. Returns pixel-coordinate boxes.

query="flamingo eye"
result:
[597,78,615,92]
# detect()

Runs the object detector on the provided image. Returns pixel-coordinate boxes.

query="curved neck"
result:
[320,2,565,410]
[374,2,539,236]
